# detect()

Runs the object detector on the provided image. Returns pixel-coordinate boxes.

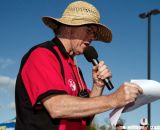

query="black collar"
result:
[51,37,70,59]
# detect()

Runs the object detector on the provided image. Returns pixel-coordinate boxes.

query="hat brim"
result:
[42,16,112,43]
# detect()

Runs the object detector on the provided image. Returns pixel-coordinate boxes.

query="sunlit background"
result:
[0,0,160,127]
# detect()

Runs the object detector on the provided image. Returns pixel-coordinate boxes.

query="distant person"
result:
[15,1,143,130]
[140,118,149,130]
[116,119,125,130]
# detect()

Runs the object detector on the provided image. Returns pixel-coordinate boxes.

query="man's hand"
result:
[92,61,112,88]
[112,82,143,107]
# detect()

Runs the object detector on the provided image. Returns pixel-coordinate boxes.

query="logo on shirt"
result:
[68,79,76,91]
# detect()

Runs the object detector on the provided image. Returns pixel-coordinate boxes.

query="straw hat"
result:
[42,1,112,43]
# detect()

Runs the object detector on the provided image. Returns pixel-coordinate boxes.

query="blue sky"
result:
[0,0,160,126]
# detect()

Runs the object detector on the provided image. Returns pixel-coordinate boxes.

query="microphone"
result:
[83,46,114,90]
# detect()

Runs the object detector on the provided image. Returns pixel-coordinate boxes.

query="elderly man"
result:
[15,1,142,130]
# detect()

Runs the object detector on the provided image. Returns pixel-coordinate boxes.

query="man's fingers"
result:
[98,61,104,67]
[130,83,143,94]
[98,65,107,73]
[92,65,98,71]
[124,82,143,94]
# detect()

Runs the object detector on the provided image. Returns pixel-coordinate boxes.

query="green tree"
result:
[86,125,96,130]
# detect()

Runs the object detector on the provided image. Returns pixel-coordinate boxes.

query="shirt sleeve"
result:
[21,47,67,107]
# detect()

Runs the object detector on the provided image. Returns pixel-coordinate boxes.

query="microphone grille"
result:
[83,46,98,62]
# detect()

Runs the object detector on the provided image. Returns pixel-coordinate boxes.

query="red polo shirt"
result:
[17,37,90,130]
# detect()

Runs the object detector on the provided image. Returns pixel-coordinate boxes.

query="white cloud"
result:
[0,76,16,88]
[0,76,16,112]
[0,102,15,111]
[0,58,15,69]
[8,102,15,110]
[0,76,16,106]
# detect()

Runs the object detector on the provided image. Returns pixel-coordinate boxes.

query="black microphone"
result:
[83,46,114,90]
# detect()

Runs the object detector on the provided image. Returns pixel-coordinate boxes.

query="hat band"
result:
[61,16,99,24]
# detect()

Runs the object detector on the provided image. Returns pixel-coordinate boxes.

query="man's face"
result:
[70,25,97,55]
[116,125,123,130]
